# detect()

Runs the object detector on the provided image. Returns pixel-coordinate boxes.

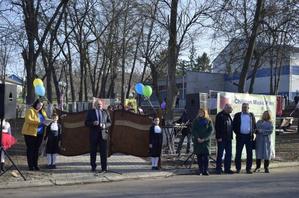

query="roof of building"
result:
[2,74,24,85]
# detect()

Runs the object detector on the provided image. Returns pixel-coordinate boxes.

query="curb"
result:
[0,171,175,190]
[1,161,298,190]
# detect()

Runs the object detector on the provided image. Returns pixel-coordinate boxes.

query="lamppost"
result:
[58,81,66,110]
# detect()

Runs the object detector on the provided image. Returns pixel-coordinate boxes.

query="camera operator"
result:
[175,107,192,155]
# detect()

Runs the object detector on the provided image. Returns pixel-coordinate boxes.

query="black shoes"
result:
[254,168,261,173]
[246,169,253,174]
[0,163,5,172]
[224,170,234,174]
[151,167,159,170]
[216,170,222,175]
[47,165,57,169]
[265,168,270,173]
[202,171,209,176]
[236,169,241,174]
[91,167,96,172]
[34,166,40,171]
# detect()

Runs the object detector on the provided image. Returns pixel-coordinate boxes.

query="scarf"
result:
[198,118,208,127]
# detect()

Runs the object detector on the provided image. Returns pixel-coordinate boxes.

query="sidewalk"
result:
[1,154,299,189]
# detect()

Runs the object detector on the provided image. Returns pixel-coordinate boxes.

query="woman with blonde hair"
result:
[191,108,213,175]
[254,110,273,173]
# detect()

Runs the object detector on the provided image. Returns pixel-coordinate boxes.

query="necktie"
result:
[98,110,102,123]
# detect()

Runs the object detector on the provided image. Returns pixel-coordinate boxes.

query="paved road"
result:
[1,167,299,198]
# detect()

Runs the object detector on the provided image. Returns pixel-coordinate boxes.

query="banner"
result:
[109,110,152,157]
[216,92,277,159]
[57,108,152,157]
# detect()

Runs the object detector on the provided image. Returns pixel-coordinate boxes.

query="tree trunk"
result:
[140,1,158,82]
[64,11,75,102]
[121,3,129,105]
[127,25,143,98]
[165,0,179,121]
[248,56,261,93]
[238,0,264,93]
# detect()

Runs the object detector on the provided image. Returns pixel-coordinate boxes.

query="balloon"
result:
[35,85,45,96]
[135,83,144,95]
[143,85,152,97]
[33,78,43,87]
[161,101,166,110]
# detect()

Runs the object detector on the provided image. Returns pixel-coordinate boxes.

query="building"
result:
[212,39,299,100]
[1,74,24,99]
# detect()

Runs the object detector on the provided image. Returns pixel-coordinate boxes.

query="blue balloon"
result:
[35,85,45,96]
[135,83,144,95]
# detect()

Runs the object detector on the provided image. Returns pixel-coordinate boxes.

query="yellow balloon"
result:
[33,78,43,87]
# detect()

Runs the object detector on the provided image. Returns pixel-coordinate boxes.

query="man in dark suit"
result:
[215,104,234,174]
[85,99,111,172]
[233,103,256,174]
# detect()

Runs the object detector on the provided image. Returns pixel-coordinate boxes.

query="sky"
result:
[1,0,228,78]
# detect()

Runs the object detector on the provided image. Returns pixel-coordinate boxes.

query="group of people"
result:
[205,103,273,175]
[168,103,274,176]
[20,98,273,176]
[21,99,61,170]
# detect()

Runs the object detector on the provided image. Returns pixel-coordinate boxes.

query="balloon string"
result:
[144,96,157,114]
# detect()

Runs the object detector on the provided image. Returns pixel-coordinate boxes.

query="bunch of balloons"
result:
[135,83,152,98]
[33,78,45,97]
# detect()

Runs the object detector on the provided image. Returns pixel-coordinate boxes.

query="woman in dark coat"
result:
[149,116,163,170]
[45,113,61,169]
[254,110,273,173]
[192,108,213,175]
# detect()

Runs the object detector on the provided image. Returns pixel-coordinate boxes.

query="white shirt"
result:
[50,122,59,131]
[154,126,161,134]
[2,120,11,134]
[240,113,251,134]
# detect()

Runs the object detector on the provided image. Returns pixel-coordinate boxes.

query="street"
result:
[1,166,299,198]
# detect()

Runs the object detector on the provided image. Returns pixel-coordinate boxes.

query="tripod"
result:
[0,118,26,180]
[183,152,217,169]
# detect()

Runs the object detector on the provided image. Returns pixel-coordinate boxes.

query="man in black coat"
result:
[215,104,234,174]
[85,99,111,172]
[232,103,256,174]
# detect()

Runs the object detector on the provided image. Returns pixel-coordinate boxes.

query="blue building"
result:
[212,39,299,100]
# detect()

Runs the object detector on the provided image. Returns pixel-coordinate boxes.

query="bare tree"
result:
[11,0,69,104]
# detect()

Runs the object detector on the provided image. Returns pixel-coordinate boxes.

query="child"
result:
[149,116,163,170]
[1,119,16,172]
[45,113,61,169]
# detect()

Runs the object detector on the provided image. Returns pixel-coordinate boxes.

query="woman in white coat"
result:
[254,111,273,173]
